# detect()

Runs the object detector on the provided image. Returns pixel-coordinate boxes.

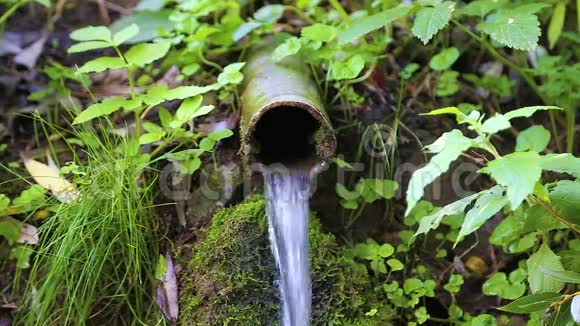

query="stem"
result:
[534,196,580,234]
[0,0,28,26]
[328,0,352,24]
[283,6,315,24]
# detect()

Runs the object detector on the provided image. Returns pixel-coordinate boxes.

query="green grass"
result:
[18,121,163,325]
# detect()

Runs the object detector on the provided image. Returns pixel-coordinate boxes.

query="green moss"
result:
[178,195,392,325]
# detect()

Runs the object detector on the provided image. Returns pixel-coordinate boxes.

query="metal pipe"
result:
[240,42,336,170]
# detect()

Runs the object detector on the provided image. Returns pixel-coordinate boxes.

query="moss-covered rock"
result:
[178,195,393,325]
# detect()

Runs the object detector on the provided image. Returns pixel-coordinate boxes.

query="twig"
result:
[534,196,580,234]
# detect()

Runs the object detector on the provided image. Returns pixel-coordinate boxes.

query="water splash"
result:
[264,170,311,326]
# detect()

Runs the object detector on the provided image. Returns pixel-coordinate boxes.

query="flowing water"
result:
[264,169,311,326]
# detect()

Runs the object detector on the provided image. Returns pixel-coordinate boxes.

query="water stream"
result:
[264,169,311,326]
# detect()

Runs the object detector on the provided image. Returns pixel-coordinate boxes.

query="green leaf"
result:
[457,186,508,243]
[0,194,10,214]
[253,4,284,23]
[302,24,338,42]
[527,243,565,293]
[436,70,459,96]
[481,114,511,134]
[516,125,550,152]
[429,47,460,71]
[113,23,140,45]
[480,151,542,210]
[548,2,566,49]
[0,220,21,245]
[540,268,580,284]
[110,10,173,44]
[70,25,112,42]
[504,106,562,120]
[482,272,526,300]
[125,42,171,67]
[68,41,111,53]
[171,96,214,128]
[178,157,202,175]
[443,274,464,293]
[401,63,419,79]
[10,246,32,269]
[378,243,395,258]
[330,55,365,80]
[415,191,480,236]
[549,179,580,224]
[477,7,542,50]
[207,129,234,141]
[12,185,46,212]
[217,62,246,86]
[387,258,404,271]
[338,4,411,44]
[368,179,398,199]
[73,97,131,124]
[540,154,580,178]
[457,0,506,17]
[406,129,474,215]
[336,183,358,200]
[272,37,302,62]
[78,57,126,73]
[34,0,50,7]
[412,1,455,44]
[164,84,220,101]
[138,132,165,145]
[498,292,562,313]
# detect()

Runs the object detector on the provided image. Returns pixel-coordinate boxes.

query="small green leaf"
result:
[110,10,173,44]
[527,243,565,293]
[164,84,220,101]
[415,192,480,236]
[0,194,10,214]
[477,6,543,50]
[78,57,126,73]
[199,138,216,152]
[498,292,562,313]
[504,106,562,120]
[171,96,214,128]
[125,42,171,67]
[336,183,358,200]
[412,1,455,44]
[330,55,365,80]
[483,272,526,300]
[429,47,460,71]
[302,24,338,42]
[457,185,508,243]
[338,4,411,44]
[387,258,404,271]
[400,63,419,79]
[457,0,506,17]
[547,2,566,49]
[406,130,474,215]
[34,0,50,7]
[0,220,21,245]
[253,4,284,23]
[12,185,46,212]
[481,114,511,134]
[217,62,246,86]
[70,25,112,42]
[113,23,140,45]
[540,268,580,284]
[272,37,302,62]
[138,132,165,145]
[158,108,173,130]
[436,70,459,96]
[73,97,131,124]
[516,125,550,152]
[443,274,464,293]
[378,243,395,258]
[480,151,542,210]
[208,129,234,141]
[155,254,167,280]
[10,246,33,269]
[68,41,111,53]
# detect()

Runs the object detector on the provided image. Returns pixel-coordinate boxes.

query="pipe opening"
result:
[253,106,320,166]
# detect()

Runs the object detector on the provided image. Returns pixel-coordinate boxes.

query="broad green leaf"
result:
[207,129,234,141]
[125,42,171,67]
[477,7,542,50]
[272,37,302,62]
[143,122,163,134]
[217,62,245,86]
[480,151,542,210]
[158,108,173,130]
[199,138,216,152]
[540,268,580,284]
[483,272,526,300]
[415,191,480,236]
[549,179,580,224]
[516,125,550,152]
[110,10,173,43]
[429,47,460,71]
[412,1,455,44]
[138,132,165,145]
[330,55,365,80]
[178,157,202,175]
[12,185,46,212]
[548,2,566,49]
[164,84,220,101]
[0,194,10,214]
[406,130,474,215]
[78,57,126,73]
[338,4,411,44]
[336,184,358,200]
[527,243,565,293]
[233,21,263,42]
[253,4,284,23]
[68,41,111,53]
[368,179,398,199]
[73,97,131,124]
[387,258,404,271]
[174,95,201,122]
[0,220,20,245]
[540,153,580,178]
[302,24,338,42]
[457,0,506,17]
[498,292,562,313]
[481,114,511,134]
[504,106,562,120]
[70,25,112,42]
[457,186,508,244]
[113,23,140,45]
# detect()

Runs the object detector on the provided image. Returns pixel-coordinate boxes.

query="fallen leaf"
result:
[156,253,179,322]
[13,34,48,69]
[22,154,78,203]
[18,223,39,245]
[465,256,489,274]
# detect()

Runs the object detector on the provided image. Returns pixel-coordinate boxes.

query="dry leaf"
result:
[156,253,179,323]
[22,155,78,203]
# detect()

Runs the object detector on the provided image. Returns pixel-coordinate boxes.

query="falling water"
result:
[264,169,311,326]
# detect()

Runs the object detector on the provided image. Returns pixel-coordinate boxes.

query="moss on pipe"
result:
[240,41,336,168]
